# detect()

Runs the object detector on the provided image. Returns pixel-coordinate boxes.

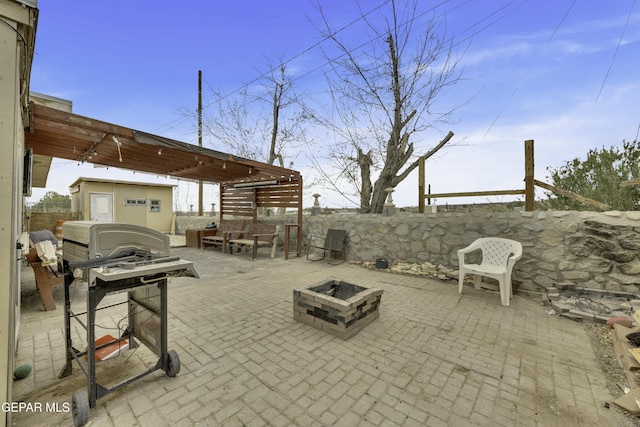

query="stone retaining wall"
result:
[177,211,640,293]
[174,215,219,235]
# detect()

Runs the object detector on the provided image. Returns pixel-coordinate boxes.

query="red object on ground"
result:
[606,316,633,329]
[84,335,127,361]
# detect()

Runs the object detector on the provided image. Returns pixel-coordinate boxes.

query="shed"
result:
[69,177,175,233]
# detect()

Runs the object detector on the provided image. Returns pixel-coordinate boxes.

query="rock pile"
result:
[360,260,458,281]
[543,282,638,324]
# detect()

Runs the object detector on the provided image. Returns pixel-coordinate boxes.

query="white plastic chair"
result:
[457,237,522,306]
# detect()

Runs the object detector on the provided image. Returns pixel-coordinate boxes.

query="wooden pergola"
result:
[25,101,303,244]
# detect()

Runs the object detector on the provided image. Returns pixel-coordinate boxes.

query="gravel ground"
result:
[584,321,640,426]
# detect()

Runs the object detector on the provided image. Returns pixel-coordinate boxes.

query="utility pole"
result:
[198,70,203,216]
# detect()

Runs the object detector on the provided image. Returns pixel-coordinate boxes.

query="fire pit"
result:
[293,279,383,339]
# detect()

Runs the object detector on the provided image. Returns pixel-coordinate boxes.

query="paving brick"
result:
[189,400,222,423]
[367,378,388,399]
[111,411,139,427]
[425,415,450,427]
[165,400,202,424]
[307,394,334,418]
[334,411,362,427]
[138,409,169,427]
[474,396,494,418]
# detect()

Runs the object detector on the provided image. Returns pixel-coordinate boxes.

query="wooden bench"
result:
[228,223,279,260]
[201,219,248,253]
[26,247,62,311]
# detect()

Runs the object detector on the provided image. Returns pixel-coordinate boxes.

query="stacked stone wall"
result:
[302,211,640,293]
[176,211,640,293]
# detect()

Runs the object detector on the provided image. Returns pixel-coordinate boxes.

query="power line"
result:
[152,0,524,137]
[594,0,637,106]
[151,0,394,134]
[548,0,577,42]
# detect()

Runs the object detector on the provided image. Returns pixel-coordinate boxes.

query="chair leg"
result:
[458,272,465,294]
[473,275,482,290]
[499,278,510,306]
[270,241,277,259]
[306,244,326,261]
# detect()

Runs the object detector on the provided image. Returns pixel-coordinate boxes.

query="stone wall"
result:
[176,211,640,293]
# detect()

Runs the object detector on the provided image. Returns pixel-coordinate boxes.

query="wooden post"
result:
[524,139,534,211]
[198,70,204,216]
[418,156,425,213]
[219,183,224,221]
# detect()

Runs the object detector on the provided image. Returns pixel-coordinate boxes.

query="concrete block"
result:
[568,309,595,321]
[551,301,572,313]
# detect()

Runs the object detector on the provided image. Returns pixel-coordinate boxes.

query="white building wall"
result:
[0,2,36,426]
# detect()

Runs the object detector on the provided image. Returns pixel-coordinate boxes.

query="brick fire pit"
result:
[293,279,383,339]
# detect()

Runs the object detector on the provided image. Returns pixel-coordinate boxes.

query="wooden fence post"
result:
[418,157,425,213]
[525,139,534,211]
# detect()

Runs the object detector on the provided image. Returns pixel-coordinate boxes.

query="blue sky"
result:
[28,0,640,210]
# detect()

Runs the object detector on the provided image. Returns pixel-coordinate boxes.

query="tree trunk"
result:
[269,79,283,165]
[358,148,373,212]
[365,34,406,214]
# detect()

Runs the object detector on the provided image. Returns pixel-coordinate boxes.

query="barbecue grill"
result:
[57,221,198,427]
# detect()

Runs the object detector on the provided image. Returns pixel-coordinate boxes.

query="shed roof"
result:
[69,177,177,189]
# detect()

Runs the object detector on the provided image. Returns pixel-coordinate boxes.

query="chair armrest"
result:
[458,240,485,262]
[224,230,245,239]
[252,233,278,245]
[506,253,522,270]
[307,234,323,247]
[458,239,483,255]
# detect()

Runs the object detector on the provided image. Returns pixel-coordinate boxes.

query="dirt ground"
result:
[584,321,640,426]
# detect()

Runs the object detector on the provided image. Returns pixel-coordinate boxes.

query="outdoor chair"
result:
[457,237,522,306]
[228,223,279,260]
[306,229,347,264]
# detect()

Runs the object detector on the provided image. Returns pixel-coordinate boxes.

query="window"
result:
[149,200,160,212]
[124,198,147,207]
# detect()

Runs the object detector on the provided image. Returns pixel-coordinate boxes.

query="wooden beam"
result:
[620,177,640,188]
[533,179,612,210]
[427,189,525,199]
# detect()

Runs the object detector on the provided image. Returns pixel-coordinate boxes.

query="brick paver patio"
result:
[11,246,636,426]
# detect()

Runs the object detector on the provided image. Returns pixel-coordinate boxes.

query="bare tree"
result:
[313,0,463,213]
[258,59,310,168]
[195,58,309,170]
